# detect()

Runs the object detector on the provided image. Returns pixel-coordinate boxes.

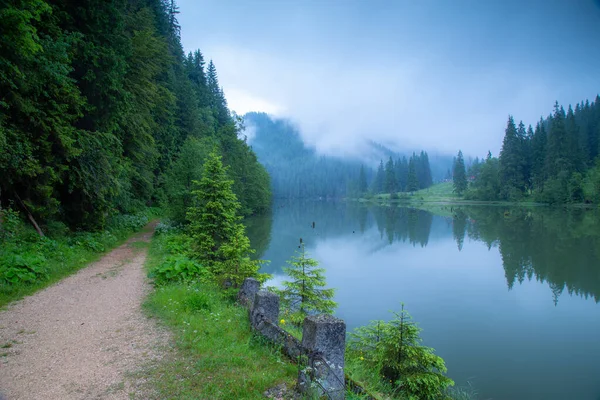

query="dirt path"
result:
[0,224,169,400]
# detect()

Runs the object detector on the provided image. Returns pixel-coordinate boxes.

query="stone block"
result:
[251,290,280,328]
[238,277,260,308]
[300,314,346,399]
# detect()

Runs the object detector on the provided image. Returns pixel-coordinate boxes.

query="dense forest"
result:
[245,112,438,199]
[455,98,600,203]
[0,0,270,231]
[366,151,433,196]
[244,112,363,199]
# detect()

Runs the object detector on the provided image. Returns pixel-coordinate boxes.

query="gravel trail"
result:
[0,224,169,400]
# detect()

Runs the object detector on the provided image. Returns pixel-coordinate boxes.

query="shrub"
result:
[347,305,454,399]
[150,254,208,286]
[0,205,22,241]
[280,242,336,326]
[0,254,48,284]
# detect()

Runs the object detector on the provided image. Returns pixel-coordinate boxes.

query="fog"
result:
[177,0,600,158]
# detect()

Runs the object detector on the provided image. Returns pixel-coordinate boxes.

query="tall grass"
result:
[0,208,159,308]
[142,232,297,399]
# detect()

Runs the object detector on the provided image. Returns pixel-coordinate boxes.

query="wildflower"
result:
[280,319,286,325]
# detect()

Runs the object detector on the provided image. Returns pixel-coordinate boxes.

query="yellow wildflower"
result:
[280,319,286,325]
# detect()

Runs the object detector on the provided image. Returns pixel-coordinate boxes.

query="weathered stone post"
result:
[299,314,346,399]
[251,290,280,329]
[238,277,260,308]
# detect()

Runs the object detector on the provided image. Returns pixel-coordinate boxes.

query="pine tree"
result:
[396,156,408,192]
[218,223,265,288]
[384,156,397,194]
[358,165,368,195]
[531,120,547,190]
[406,156,419,192]
[372,160,385,193]
[348,305,454,399]
[419,151,433,188]
[453,150,467,195]
[187,151,257,285]
[499,116,526,199]
[281,241,336,325]
[545,102,570,179]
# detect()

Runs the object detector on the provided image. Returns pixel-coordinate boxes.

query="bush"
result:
[0,254,48,284]
[347,305,454,399]
[149,254,208,286]
[154,220,181,236]
[0,205,22,241]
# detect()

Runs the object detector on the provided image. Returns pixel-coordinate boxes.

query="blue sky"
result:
[177,0,600,157]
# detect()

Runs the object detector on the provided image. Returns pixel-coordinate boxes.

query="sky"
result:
[176,0,600,157]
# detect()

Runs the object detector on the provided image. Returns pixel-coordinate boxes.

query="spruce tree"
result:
[186,151,260,285]
[406,156,419,192]
[358,165,368,195]
[531,120,547,190]
[453,150,467,195]
[348,305,454,399]
[546,102,570,178]
[281,241,336,325]
[372,160,385,194]
[499,116,527,199]
[384,156,397,194]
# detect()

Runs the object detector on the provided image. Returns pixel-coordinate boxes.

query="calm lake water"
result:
[246,201,600,400]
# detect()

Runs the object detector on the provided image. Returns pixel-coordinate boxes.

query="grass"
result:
[345,358,478,400]
[0,209,159,308]
[356,182,549,215]
[141,232,297,399]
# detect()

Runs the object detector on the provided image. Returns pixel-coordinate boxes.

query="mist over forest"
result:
[244,112,454,198]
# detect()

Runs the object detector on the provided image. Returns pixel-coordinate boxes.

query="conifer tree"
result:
[499,116,526,198]
[531,120,547,190]
[372,160,385,194]
[281,241,336,325]
[358,165,368,195]
[453,150,467,195]
[406,156,419,192]
[348,305,454,399]
[186,151,260,285]
[546,102,570,178]
[384,156,397,194]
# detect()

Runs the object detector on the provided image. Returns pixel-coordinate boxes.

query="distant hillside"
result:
[243,112,453,198]
[244,112,364,198]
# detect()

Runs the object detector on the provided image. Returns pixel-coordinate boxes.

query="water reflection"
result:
[247,201,600,305]
[246,201,600,399]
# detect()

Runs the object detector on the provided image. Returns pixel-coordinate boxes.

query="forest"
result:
[454,98,600,203]
[0,0,270,233]
[245,112,436,199]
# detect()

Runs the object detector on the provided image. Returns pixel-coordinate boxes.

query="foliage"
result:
[280,242,336,325]
[143,234,296,399]
[0,207,153,307]
[452,151,467,196]
[467,97,600,204]
[0,0,270,232]
[149,254,206,286]
[347,305,454,400]
[499,117,528,199]
[186,151,264,287]
[0,254,48,285]
[245,113,442,199]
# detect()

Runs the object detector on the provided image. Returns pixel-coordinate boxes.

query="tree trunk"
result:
[15,193,44,237]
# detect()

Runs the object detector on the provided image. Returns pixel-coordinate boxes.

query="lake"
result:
[246,201,600,400]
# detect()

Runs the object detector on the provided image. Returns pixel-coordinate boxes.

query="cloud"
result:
[178,0,600,158]
[208,44,559,158]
